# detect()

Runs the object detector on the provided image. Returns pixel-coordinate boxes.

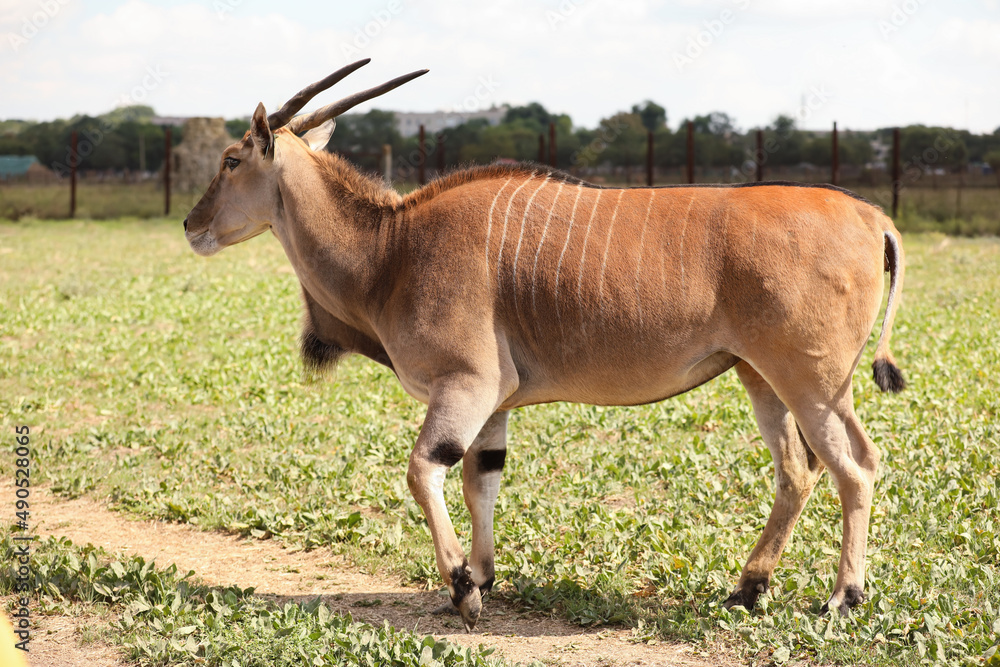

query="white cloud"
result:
[1,0,998,135]
[937,16,1000,60]
[748,0,898,19]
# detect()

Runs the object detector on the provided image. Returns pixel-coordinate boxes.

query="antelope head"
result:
[184,59,427,256]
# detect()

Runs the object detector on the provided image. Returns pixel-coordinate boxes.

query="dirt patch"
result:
[22,486,739,666]
[25,609,126,667]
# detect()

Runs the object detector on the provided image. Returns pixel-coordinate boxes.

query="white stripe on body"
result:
[554,186,584,342]
[485,176,516,264]
[512,177,551,285]
[596,190,625,321]
[633,190,655,328]
[510,177,552,326]
[530,182,566,332]
[575,189,604,334]
[678,194,695,291]
[495,174,537,286]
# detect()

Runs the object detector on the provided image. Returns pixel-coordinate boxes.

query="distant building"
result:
[150,116,190,127]
[0,155,56,182]
[394,106,508,137]
[0,155,38,179]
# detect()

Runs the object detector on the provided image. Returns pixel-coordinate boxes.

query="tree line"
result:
[2,102,999,183]
[0,107,249,176]
[331,103,1000,182]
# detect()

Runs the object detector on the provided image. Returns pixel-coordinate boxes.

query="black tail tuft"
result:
[873,359,906,393]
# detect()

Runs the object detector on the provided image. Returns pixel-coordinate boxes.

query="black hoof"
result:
[724,578,769,610]
[457,589,482,631]
[820,584,865,616]
[448,562,483,631]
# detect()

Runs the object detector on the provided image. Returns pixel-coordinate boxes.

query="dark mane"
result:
[401,163,556,208]
[310,150,403,211]
[401,160,877,210]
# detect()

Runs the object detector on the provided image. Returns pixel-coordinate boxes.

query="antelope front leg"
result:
[406,379,502,631]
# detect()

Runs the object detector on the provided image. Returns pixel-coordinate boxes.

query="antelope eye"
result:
[224,157,240,171]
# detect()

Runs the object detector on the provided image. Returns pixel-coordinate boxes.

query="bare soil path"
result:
[19,486,738,667]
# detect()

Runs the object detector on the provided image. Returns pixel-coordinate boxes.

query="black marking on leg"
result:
[478,449,506,473]
[476,554,496,596]
[724,577,769,610]
[449,560,477,607]
[873,358,906,393]
[428,440,465,468]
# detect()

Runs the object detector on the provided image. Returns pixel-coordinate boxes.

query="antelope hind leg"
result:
[406,378,504,631]
[809,406,880,615]
[430,411,509,617]
[774,376,880,615]
[726,361,825,610]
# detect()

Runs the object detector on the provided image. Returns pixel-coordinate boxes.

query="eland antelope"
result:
[184,60,906,631]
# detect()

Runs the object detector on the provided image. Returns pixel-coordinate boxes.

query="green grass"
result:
[1,219,999,666]
[0,182,203,220]
[0,535,504,667]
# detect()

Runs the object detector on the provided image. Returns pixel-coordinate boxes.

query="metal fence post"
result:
[418,124,426,185]
[756,129,764,182]
[436,132,445,175]
[548,122,556,168]
[646,130,654,187]
[686,121,694,184]
[891,128,901,218]
[164,127,172,217]
[831,121,839,186]
[382,144,392,183]
[70,130,77,218]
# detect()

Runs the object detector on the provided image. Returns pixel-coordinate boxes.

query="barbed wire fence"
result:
[1,120,997,225]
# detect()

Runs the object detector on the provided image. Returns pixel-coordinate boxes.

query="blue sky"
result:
[2,0,998,133]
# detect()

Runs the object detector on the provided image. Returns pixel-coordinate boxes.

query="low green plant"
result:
[1,221,998,666]
[0,534,504,667]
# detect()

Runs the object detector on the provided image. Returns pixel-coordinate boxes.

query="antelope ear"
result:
[301,118,336,151]
[250,102,274,159]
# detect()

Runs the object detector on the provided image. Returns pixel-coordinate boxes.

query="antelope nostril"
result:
[183,218,188,232]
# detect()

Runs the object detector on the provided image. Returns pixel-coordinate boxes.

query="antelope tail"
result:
[872,231,906,392]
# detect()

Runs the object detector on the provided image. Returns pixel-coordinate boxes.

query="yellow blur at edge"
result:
[0,612,28,667]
